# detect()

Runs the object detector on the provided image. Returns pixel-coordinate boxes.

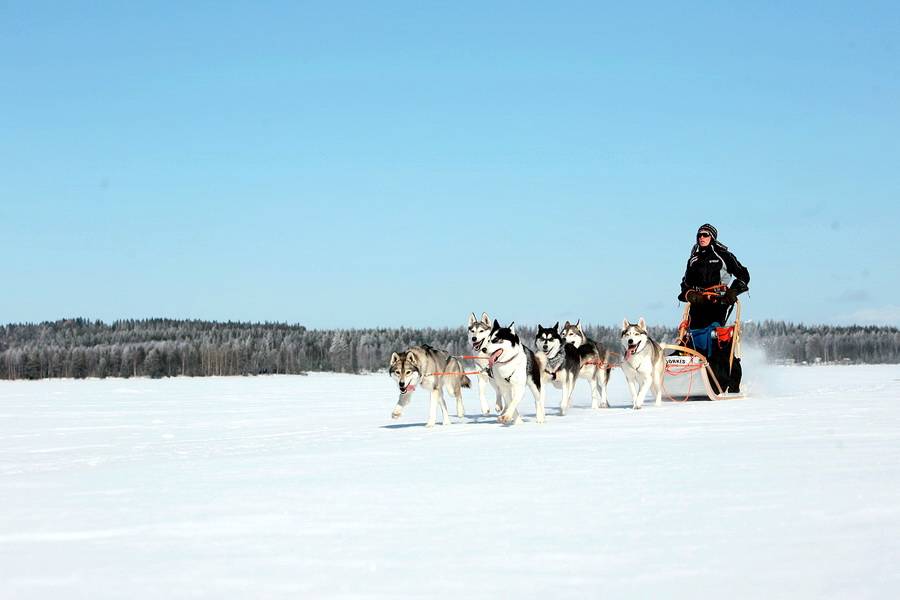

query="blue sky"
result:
[2,1,898,328]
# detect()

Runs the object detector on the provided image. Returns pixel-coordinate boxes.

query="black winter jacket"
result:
[678,242,750,329]
[678,241,750,302]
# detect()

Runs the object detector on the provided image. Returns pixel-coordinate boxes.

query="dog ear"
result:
[406,353,418,366]
[575,319,581,330]
[481,312,490,325]
[563,320,571,330]
[553,321,559,332]
[468,313,477,327]
[638,317,647,330]
[492,319,500,331]
[509,321,516,334]
[622,318,630,330]
[390,352,400,366]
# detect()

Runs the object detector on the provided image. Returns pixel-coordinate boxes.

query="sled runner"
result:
[661,289,745,401]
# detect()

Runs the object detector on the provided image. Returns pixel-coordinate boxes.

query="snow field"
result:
[1,360,899,598]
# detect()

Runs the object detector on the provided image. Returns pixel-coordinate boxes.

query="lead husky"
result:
[478,320,545,425]
[558,320,615,413]
[620,318,665,409]
[389,345,471,427]
[467,312,503,415]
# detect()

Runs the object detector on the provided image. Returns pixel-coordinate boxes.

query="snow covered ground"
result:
[2,357,899,599]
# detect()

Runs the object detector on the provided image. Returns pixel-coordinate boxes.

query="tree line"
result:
[0,318,897,380]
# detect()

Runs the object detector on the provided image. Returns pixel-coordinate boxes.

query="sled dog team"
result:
[389,312,666,427]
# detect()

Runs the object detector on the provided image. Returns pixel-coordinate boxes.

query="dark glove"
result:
[685,290,706,304]
[723,289,739,305]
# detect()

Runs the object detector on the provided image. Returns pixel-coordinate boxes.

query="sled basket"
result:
[662,299,745,401]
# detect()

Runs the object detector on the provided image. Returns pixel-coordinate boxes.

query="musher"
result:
[677,223,750,393]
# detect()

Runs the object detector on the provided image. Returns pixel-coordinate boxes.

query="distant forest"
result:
[1,318,898,380]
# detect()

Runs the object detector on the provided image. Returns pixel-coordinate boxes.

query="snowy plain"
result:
[1,357,899,599]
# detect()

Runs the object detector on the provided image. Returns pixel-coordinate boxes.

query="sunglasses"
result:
[697,232,712,239]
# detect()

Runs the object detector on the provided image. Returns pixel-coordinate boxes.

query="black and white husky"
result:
[467,312,503,415]
[620,318,665,409]
[557,320,615,413]
[478,320,545,425]
[389,345,471,427]
[534,323,581,415]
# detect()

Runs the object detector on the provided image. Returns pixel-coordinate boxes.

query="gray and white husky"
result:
[389,345,471,427]
[478,320,545,425]
[467,312,503,415]
[620,318,665,409]
[557,320,615,413]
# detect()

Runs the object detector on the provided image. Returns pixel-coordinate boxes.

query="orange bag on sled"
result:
[715,325,734,347]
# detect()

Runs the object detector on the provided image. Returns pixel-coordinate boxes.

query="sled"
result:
[661,294,745,401]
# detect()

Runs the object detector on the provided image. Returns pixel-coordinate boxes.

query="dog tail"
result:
[601,350,619,374]
[614,349,628,369]
[447,356,471,388]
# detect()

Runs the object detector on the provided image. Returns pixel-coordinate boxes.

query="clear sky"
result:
[2,1,899,328]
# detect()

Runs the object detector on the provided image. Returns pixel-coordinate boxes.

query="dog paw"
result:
[632,405,642,411]
[425,422,435,428]
[391,411,401,420]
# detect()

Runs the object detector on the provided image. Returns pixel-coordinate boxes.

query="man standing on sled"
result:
[677,223,750,393]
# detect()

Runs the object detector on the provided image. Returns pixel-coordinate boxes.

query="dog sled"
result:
[661,286,745,401]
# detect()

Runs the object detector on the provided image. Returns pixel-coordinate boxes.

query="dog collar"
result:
[545,347,565,371]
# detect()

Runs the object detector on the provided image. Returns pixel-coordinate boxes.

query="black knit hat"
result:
[697,223,718,240]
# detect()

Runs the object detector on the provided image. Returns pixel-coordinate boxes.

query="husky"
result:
[534,322,581,415]
[478,320,545,425]
[389,345,471,427]
[620,318,666,409]
[557,320,615,413]
[467,312,503,415]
